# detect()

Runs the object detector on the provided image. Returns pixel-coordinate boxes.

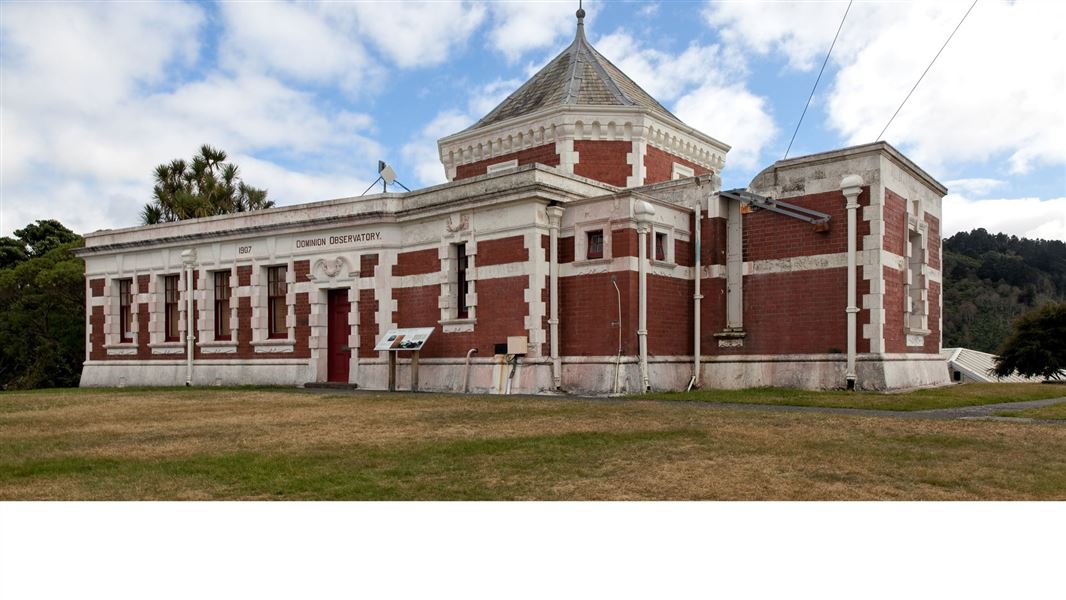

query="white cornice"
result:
[437,105,730,176]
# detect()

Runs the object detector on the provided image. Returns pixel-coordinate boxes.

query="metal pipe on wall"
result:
[634,200,655,393]
[692,196,703,388]
[841,174,864,390]
[546,205,565,390]
[180,248,198,386]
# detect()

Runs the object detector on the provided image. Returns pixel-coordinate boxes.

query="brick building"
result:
[76,10,949,392]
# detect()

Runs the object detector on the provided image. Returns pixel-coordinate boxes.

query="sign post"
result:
[375,328,434,393]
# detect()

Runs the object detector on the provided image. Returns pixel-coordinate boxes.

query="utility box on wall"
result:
[507,336,528,355]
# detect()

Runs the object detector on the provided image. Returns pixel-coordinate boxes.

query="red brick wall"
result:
[716,269,851,355]
[925,280,941,352]
[574,140,630,187]
[237,266,252,287]
[90,306,105,360]
[294,260,310,285]
[392,276,528,358]
[743,187,870,262]
[560,272,637,356]
[455,144,559,180]
[884,188,907,256]
[358,289,378,359]
[476,235,527,267]
[702,217,726,266]
[647,274,693,355]
[90,278,104,297]
[883,265,905,354]
[644,146,711,185]
[925,212,941,271]
[559,236,575,264]
[393,248,439,277]
[360,254,378,278]
[675,238,694,267]
[612,228,638,258]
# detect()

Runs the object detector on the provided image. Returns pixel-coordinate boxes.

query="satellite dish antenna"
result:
[361,160,411,195]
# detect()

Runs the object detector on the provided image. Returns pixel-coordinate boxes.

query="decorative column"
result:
[841,175,864,389]
[634,200,656,392]
[181,248,198,386]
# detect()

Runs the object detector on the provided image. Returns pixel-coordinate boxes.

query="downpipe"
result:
[611,275,623,395]
[462,348,478,393]
[841,175,864,391]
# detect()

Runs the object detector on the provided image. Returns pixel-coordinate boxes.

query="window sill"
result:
[200,339,236,346]
[574,257,611,267]
[252,338,295,353]
[650,259,676,269]
[149,341,185,348]
[440,318,476,333]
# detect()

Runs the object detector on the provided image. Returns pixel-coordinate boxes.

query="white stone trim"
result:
[485,159,518,174]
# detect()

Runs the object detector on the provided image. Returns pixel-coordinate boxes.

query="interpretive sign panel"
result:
[375,328,434,352]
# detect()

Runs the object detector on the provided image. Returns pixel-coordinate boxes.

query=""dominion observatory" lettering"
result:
[295,231,382,249]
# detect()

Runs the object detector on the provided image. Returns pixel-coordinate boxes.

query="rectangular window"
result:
[455,243,469,319]
[587,230,604,259]
[655,232,667,262]
[118,279,133,343]
[214,271,231,340]
[164,275,180,342]
[267,266,288,338]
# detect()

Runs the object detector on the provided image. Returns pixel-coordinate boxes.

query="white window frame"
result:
[671,163,695,180]
[575,220,612,264]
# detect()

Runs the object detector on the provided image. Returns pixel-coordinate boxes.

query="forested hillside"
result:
[943,229,1066,353]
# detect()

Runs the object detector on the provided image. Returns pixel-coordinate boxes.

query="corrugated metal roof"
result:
[466,17,683,131]
[941,347,1054,383]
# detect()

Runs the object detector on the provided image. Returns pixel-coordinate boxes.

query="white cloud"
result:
[593,30,776,171]
[705,0,1066,176]
[401,79,522,187]
[218,2,376,92]
[944,178,1007,197]
[675,85,777,171]
[349,1,487,69]
[488,2,584,63]
[0,3,383,236]
[943,195,1066,241]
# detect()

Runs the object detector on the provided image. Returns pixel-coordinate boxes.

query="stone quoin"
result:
[75,8,949,393]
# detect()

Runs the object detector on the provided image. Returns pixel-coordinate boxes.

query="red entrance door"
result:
[327,289,351,383]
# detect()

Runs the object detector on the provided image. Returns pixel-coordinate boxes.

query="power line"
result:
[784,0,853,160]
[876,0,979,142]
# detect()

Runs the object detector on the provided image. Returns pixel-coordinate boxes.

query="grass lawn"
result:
[2,387,1066,500]
[996,403,1066,420]
[646,382,1066,411]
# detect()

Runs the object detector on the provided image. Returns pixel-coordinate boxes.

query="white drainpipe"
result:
[692,198,702,389]
[841,175,864,390]
[634,200,655,392]
[180,248,198,386]
[546,205,565,390]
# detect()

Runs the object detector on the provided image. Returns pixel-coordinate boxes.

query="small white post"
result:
[547,205,565,390]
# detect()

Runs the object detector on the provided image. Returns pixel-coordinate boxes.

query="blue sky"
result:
[2,0,1064,240]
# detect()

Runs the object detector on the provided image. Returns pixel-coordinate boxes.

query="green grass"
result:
[645,383,1066,411]
[2,387,1066,499]
[995,403,1066,421]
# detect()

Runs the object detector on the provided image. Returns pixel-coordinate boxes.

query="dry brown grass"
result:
[2,388,1065,500]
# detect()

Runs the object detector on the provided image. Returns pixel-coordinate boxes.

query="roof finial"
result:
[576,0,585,28]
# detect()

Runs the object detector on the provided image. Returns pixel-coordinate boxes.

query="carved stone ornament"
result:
[446,214,469,233]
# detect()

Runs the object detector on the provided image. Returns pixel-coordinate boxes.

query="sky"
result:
[2,0,1064,241]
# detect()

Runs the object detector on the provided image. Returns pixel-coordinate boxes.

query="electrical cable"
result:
[876,0,979,142]
[784,0,853,160]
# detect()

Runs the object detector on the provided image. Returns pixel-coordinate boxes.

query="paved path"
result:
[628,395,1066,423]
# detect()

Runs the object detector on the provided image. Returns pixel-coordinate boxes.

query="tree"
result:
[141,145,273,224]
[0,225,85,389]
[992,302,1066,381]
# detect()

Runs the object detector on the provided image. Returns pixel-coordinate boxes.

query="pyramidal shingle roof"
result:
[466,9,684,131]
